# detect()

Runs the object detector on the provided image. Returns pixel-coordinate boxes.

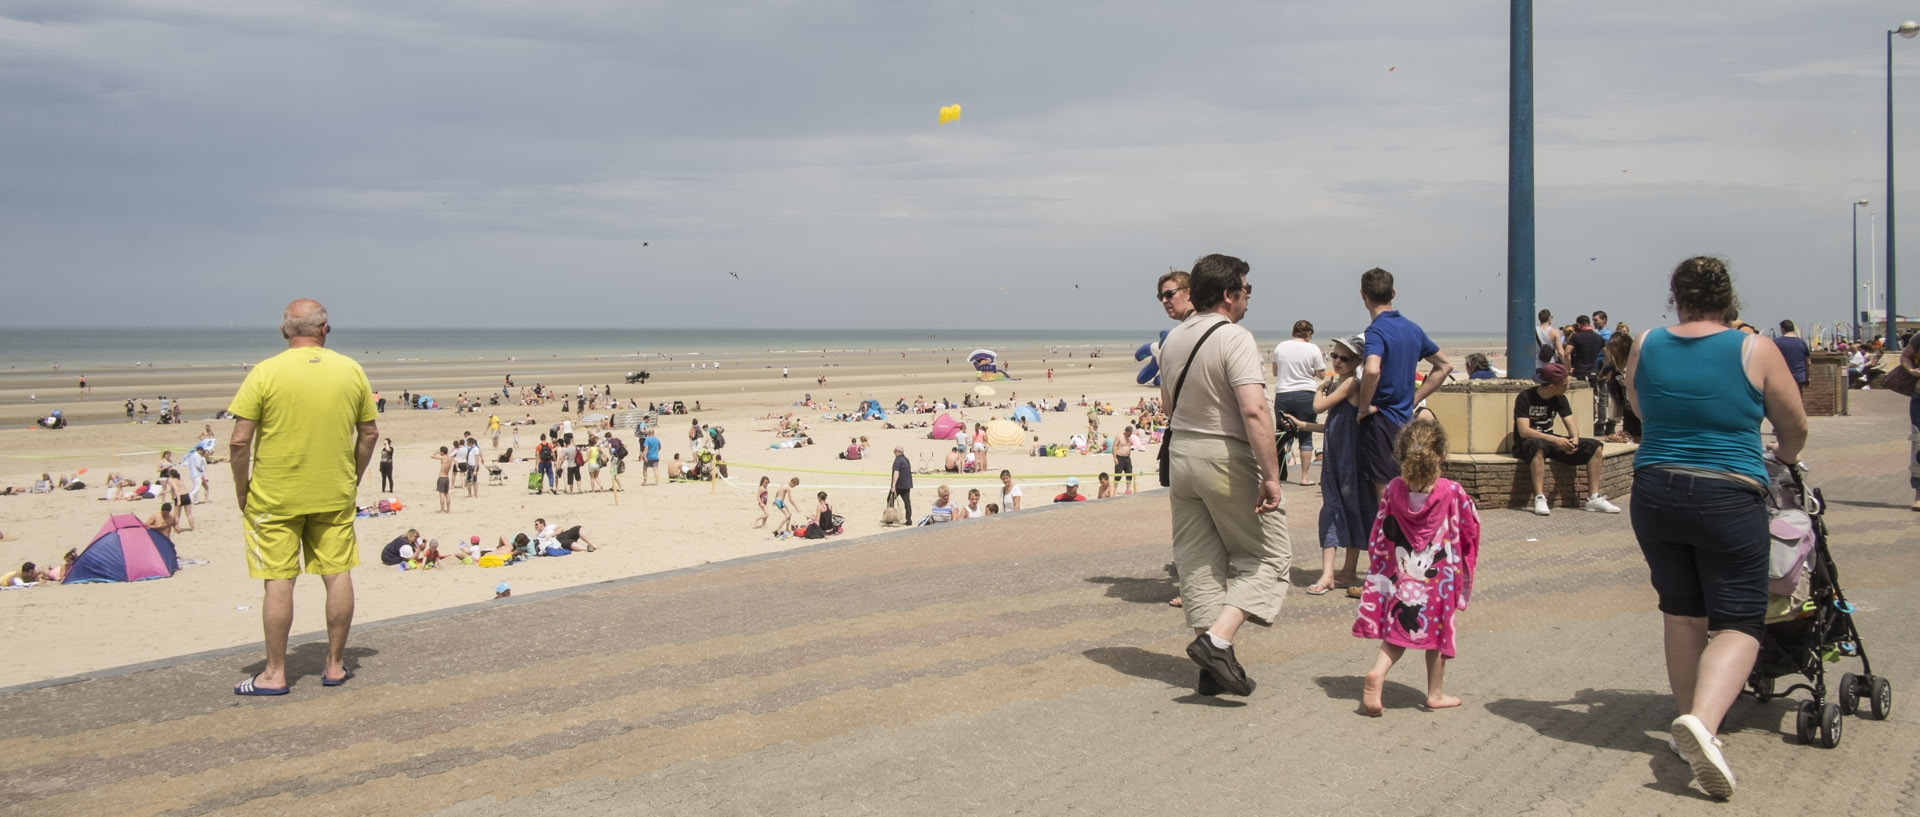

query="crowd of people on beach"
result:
[11,272,1917,806]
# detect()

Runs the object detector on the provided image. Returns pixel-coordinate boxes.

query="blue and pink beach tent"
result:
[64,514,180,584]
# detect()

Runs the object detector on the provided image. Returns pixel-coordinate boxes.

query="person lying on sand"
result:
[533,518,597,552]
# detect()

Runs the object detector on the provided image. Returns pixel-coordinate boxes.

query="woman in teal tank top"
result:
[1623,256,1808,800]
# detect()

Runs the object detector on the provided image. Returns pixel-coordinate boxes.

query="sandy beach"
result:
[0,336,1500,688]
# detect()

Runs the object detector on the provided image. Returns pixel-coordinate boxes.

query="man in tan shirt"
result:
[1156,253,1290,697]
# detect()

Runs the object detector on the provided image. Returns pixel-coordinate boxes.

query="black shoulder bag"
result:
[1158,320,1231,487]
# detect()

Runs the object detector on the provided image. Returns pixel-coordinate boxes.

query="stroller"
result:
[1745,459,1892,748]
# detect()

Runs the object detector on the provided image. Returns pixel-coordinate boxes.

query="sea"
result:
[0,327,1507,373]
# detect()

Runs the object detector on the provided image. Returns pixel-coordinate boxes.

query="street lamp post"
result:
[1886,20,1918,346]
[1507,0,1536,376]
[1856,199,1870,340]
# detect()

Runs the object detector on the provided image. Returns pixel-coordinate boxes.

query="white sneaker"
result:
[1672,714,1735,800]
[1585,494,1622,514]
[1531,494,1551,516]
[1665,731,1722,758]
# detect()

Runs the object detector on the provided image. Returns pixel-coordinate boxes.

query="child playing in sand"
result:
[773,478,798,531]
[755,476,772,528]
[1353,417,1481,716]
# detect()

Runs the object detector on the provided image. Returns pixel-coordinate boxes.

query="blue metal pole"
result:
[1508,0,1535,375]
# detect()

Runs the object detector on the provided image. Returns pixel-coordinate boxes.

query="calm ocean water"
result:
[0,327,1506,371]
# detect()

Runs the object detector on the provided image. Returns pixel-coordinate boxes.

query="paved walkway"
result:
[3,393,1917,817]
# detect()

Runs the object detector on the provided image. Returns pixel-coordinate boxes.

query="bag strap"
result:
[1166,319,1232,425]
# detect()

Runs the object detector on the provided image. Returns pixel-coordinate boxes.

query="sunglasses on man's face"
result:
[1158,287,1186,301]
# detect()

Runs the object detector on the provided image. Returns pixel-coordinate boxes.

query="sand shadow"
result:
[1082,646,1246,707]
[238,643,380,686]
[1085,575,1178,605]
[1482,688,1703,798]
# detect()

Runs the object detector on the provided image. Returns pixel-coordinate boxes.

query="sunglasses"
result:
[1330,352,1356,363]
[1157,286,1187,301]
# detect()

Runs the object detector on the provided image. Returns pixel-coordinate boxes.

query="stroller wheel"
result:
[1839,672,1861,715]
[1795,699,1819,744]
[1867,676,1894,721]
[1818,701,1844,749]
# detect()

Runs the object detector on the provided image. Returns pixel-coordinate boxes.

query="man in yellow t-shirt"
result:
[226,299,379,696]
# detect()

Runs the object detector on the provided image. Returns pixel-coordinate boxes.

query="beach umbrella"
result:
[973,385,995,396]
[985,419,1025,447]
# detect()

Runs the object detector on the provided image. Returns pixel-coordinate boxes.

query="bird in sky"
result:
[728,271,739,279]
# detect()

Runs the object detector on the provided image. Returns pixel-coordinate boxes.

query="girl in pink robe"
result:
[1354,418,1481,716]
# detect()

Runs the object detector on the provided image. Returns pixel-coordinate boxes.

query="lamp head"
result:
[1858,199,1872,206]
[1900,20,1920,38]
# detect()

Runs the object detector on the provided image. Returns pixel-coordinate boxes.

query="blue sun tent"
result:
[1012,404,1041,425]
[64,514,181,584]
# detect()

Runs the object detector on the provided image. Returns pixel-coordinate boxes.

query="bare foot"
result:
[1168,596,1184,608]
[1425,694,1463,709]
[1362,672,1385,717]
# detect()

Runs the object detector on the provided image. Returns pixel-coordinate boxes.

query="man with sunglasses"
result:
[1156,269,1194,608]
[1158,254,1290,697]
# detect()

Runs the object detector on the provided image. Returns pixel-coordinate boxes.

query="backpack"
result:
[537,443,553,463]
[610,438,628,459]
[573,447,586,467]
[712,428,726,449]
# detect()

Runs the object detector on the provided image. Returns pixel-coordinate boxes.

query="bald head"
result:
[281,299,329,344]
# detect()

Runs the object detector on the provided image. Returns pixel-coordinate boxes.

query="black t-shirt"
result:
[1514,387,1571,434]
[381,536,412,566]
[1567,329,1605,376]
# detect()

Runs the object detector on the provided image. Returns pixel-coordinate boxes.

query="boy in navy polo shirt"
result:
[1352,268,1454,498]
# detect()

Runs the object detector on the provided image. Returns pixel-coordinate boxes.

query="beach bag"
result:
[526,472,542,491]
[377,499,393,513]
[543,546,571,557]
[1883,364,1918,397]
[478,553,508,568]
[574,448,586,467]
[1159,320,1230,487]
[1768,510,1816,596]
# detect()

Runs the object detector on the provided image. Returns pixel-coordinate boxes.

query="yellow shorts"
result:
[242,505,360,580]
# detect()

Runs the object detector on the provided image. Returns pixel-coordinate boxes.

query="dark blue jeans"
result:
[1630,466,1768,638]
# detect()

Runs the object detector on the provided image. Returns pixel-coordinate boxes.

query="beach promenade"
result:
[2,393,1915,816]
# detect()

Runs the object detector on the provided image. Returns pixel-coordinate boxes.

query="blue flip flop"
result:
[234,674,290,696]
[321,669,353,687]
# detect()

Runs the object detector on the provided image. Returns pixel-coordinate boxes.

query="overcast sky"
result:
[2,1,1914,336]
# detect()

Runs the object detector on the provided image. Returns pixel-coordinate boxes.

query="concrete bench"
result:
[1443,441,1637,510]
